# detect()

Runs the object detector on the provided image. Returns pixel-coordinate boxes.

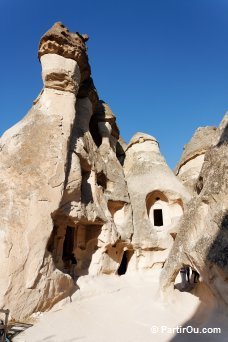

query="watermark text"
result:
[150,325,221,335]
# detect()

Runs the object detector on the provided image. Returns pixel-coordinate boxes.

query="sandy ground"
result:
[13,271,228,342]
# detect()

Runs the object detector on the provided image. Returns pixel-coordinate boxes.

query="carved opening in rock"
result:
[146,191,169,227]
[47,224,76,275]
[117,250,134,275]
[146,191,183,229]
[47,224,101,277]
[97,171,107,189]
[62,226,75,261]
[74,224,101,276]
[89,114,102,147]
[153,209,163,226]
[195,175,204,194]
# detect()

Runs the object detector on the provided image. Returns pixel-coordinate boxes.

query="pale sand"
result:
[13,271,228,342]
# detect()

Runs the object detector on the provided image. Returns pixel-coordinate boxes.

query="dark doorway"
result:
[62,226,75,261]
[153,209,163,226]
[118,250,133,275]
[118,251,127,275]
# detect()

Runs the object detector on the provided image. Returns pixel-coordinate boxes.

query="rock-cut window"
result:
[153,209,163,226]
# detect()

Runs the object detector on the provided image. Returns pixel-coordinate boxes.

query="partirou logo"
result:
[150,325,222,335]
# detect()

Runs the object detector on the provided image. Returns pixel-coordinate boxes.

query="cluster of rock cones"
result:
[0,22,227,321]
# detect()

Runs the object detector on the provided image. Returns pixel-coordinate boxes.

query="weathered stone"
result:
[161,114,228,310]
[0,59,81,319]
[1,21,227,322]
[77,77,99,111]
[38,22,91,82]
[41,53,80,92]
[175,126,217,194]
[95,100,120,139]
[123,133,191,269]
[0,22,133,320]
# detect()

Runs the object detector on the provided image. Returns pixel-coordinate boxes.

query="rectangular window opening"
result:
[153,209,163,226]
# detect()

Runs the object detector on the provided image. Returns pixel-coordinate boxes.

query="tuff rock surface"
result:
[123,133,190,270]
[161,114,228,311]
[0,22,131,320]
[175,126,217,194]
[0,22,227,321]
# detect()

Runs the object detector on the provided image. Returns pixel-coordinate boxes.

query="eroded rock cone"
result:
[123,133,191,270]
[161,113,228,311]
[0,22,131,320]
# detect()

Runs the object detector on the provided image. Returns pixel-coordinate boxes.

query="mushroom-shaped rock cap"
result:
[126,132,158,151]
[38,22,91,81]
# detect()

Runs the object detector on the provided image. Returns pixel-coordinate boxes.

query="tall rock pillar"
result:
[0,22,90,320]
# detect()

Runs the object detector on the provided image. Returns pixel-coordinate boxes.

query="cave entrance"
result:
[153,209,163,226]
[62,226,75,261]
[118,250,133,275]
[47,224,76,276]
[47,223,102,277]
[75,225,101,276]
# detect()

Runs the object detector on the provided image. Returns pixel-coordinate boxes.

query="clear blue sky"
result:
[1,0,228,168]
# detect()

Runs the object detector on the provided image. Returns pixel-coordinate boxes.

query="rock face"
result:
[175,126,217,194]
[1,21,227,320]
[0,22,132,320]
[123,133,190,270]
[38,22,90,82]
[0,23,86,320]
[160,114,228,310]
